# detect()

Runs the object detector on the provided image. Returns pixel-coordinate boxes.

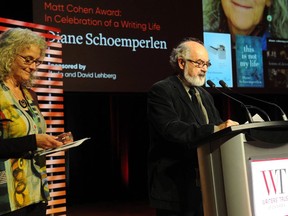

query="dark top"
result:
[0,134,37,159]
[147,75,223,211]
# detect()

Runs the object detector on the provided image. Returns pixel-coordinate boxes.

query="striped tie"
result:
[189,87,209,124]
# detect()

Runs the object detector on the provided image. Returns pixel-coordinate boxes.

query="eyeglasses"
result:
[186,59,212,68]
[17,54,43,66]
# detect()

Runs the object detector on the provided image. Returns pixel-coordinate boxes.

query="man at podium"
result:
[147,37,239,216]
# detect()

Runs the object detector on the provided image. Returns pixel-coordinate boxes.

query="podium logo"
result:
[261,169,287,195]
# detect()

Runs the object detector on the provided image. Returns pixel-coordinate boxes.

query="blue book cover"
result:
[236,35,264,87]
[204,32,233,87]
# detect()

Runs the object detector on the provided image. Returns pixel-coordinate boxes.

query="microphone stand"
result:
[207,80,254,123]
[246,105,271,121]
[219,80,287,121]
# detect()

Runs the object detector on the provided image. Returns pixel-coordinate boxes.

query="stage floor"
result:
[67,201,155,216]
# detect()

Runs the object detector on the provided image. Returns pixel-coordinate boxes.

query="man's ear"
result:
[178,59,185,69]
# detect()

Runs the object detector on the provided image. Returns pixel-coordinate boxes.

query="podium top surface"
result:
[195,121,288,147]
[226,120,288,132]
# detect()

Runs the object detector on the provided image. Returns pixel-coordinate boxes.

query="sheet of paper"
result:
[35,137,91,156]
[245,114,264,124]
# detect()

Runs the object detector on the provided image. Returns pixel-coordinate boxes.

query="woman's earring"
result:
[266,8,272,34]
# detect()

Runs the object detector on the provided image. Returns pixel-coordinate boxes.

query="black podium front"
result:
[196,121,288,216]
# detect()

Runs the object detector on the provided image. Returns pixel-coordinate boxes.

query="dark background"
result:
[32,0,204,92]
[1,1,288,207]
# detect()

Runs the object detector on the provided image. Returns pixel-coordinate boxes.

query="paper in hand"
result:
[35,137,91,156]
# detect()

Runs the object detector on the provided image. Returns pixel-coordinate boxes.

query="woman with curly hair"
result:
[0,28,64,216]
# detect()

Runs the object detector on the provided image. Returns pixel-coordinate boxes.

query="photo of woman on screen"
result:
[203,0,288,49]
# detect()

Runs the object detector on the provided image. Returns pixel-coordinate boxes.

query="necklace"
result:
[4,82,29,109]
[18,99,28,108]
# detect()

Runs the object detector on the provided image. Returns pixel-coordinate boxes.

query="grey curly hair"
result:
[169,37,204,73]
[0,27,47,87]
[203,0,288,39]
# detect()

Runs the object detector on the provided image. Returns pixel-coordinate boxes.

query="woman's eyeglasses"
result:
[17,54,43,66]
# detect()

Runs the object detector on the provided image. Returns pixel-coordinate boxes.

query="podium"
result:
[196,121,288,216]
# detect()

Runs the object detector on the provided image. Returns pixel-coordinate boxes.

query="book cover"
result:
[204,32,233,87]
[236,35,264,87]
[266,38,288,88]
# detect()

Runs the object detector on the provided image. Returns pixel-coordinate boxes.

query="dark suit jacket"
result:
[147,75,223,211]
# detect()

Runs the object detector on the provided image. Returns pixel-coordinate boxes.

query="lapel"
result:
[169,76,205,125]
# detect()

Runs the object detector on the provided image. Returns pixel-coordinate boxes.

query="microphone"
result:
[219,80,288,121]
[207,80,253,123]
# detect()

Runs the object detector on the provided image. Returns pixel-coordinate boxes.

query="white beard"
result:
[184,68,206,86]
